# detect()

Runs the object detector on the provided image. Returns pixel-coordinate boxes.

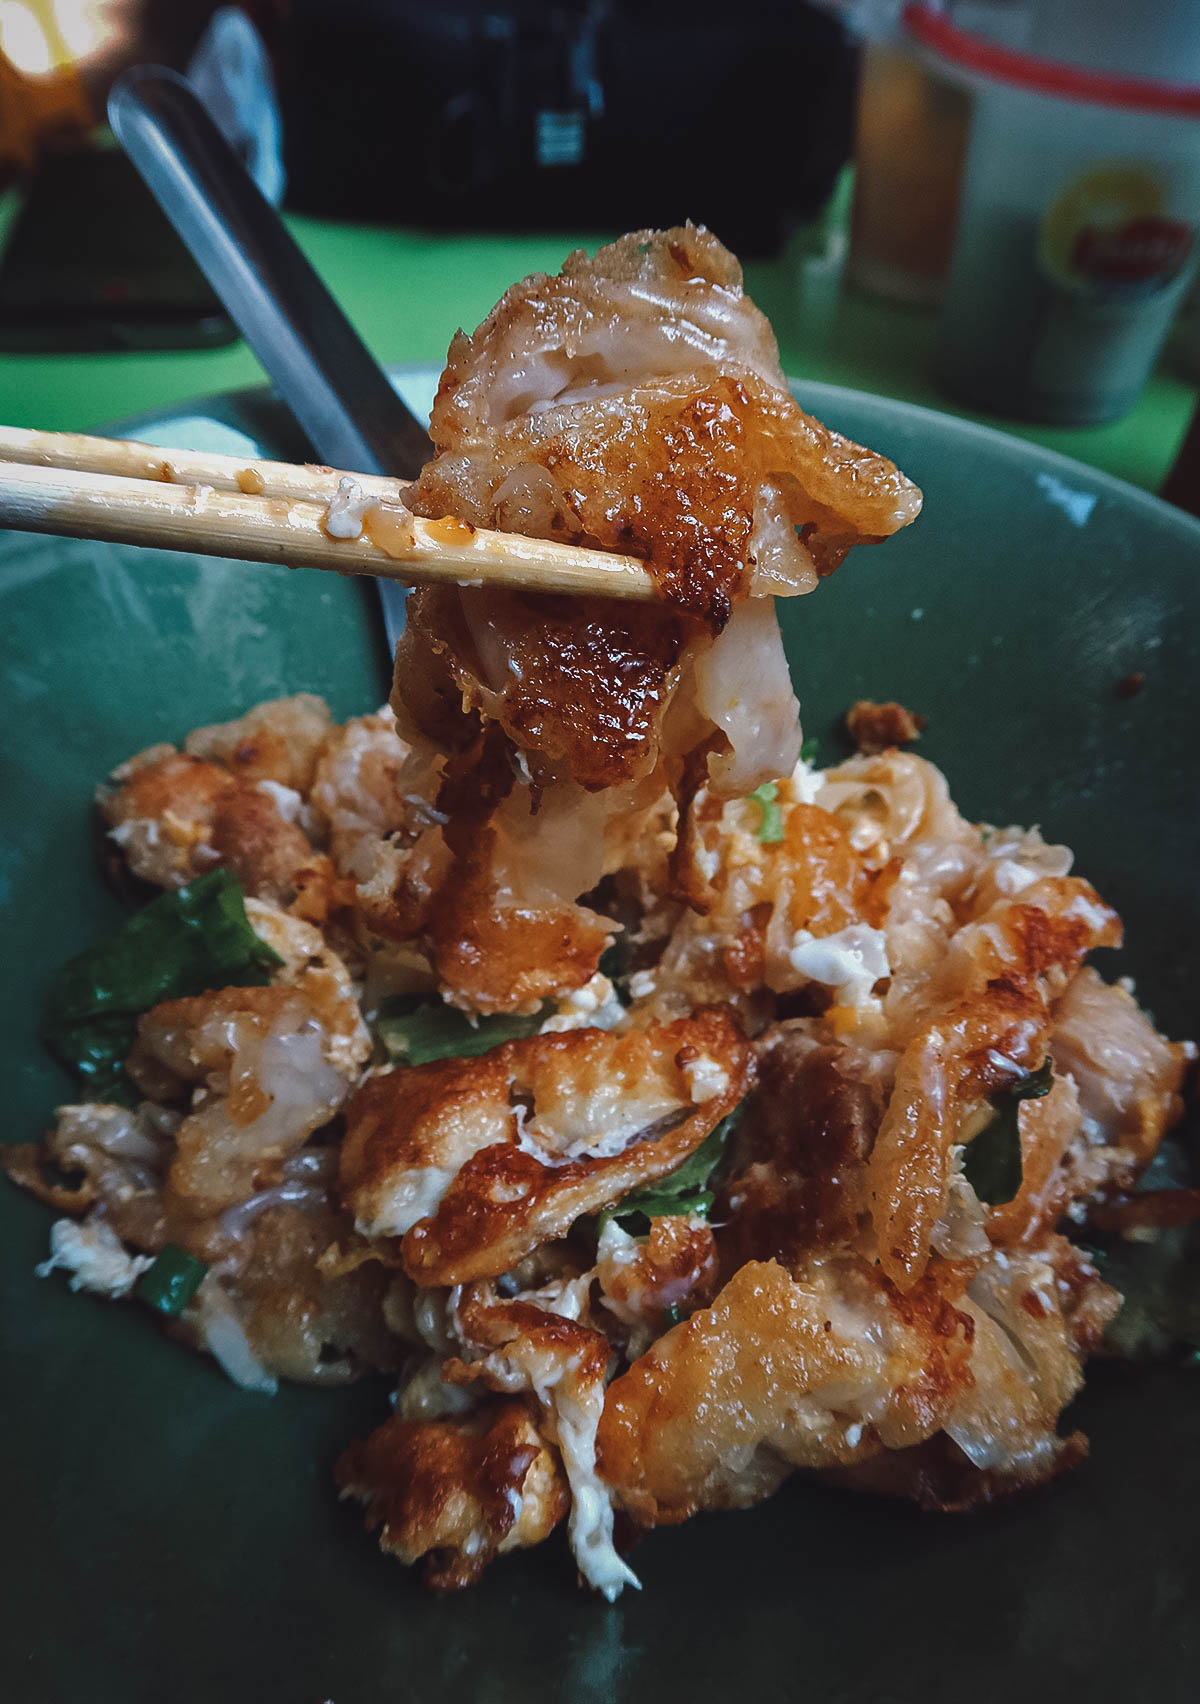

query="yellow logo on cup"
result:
[1041,164,1193,297]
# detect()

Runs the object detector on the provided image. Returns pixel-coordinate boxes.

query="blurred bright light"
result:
[54,0,119,60]
[0,2,55,73]
[0,0,118,70]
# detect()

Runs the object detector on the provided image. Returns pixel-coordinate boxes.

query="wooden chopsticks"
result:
[0,426,658,602]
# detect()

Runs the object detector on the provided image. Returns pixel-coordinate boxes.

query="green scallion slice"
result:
[748,782,784,844]
[136,1244,209,1317]
[374,998,549,1067]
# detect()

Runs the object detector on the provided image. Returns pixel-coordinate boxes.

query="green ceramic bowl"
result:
[2,375,1196,1704]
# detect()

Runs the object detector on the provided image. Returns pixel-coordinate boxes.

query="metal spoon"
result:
[107,65,429,651]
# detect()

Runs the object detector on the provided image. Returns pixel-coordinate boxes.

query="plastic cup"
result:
[847,38,971,306]
[910,5,1200,424]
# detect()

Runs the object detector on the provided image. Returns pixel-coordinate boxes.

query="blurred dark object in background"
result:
[275,0,859,257]
[0,147,237,350]
[0,3,283,352]
[0,0,856,356]
[1,2,856,256]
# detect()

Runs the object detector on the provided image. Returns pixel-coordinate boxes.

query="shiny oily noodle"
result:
[8,226,1193,1602]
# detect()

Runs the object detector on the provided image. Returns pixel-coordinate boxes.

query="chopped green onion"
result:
[374,997,549,1067]
[748,782,784,845]
[136,1244,209,1317]
[42,869,283,1102]
[599,1101,746,1236]
[963,1058,1053,1205]
[800,736,820,766]
[662,1302,683,1329]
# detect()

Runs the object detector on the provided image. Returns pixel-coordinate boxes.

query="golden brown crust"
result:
[341,1048,515,1199]
[182,1196,400,1387]
[598,1217,719,1334]
[596,1255,975,1527]
[413,369,916,620]
[106,749,230,835]
[336,1399,568,1589]
[421,829,613,1012]
[869,979,1051,1290]
[181,693,332,790]
[1049,966,1189,1181]
[447,1296,611,1390]
[411,223,920,622]
[206,787,327,909]
[340,1008,752,1286]
[397,587,693,792]
[867,879,1121,1290]
[398,225,921,811]
[403,1012,749,1286]
[598,1232,1118,1529]
[101,748,338,916]
[717,1036,879,1271]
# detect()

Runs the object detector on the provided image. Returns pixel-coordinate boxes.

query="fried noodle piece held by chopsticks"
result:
[399,224,920,788]
[371,226,921,1013]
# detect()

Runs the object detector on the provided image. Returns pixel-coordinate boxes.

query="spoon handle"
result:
[108,66,428,647]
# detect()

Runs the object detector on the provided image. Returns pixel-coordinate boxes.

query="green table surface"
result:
[0,213,1196,493]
